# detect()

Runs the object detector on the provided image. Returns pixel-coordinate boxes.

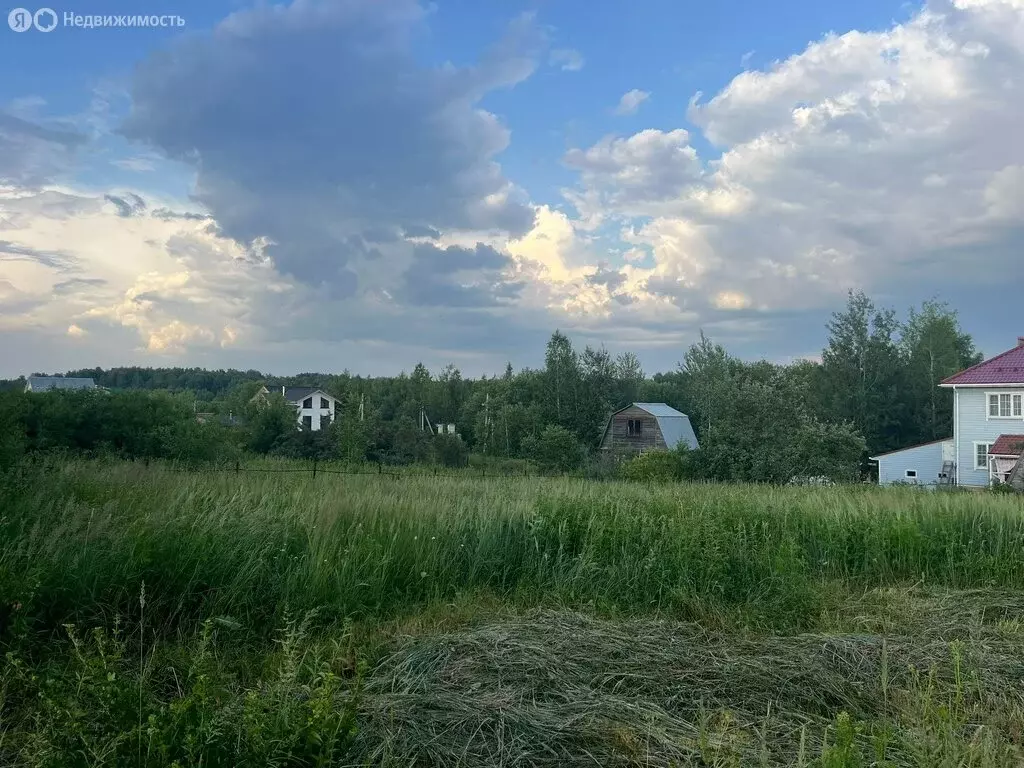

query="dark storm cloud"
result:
[398,243,522,308]
[122,0,539,291]
[402,224,442,240]
[104,193,147,217]
[150,208,210,222]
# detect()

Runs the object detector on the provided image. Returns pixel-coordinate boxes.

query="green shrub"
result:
[619,450,685,482]
[433,433,469,468]
[0,390,26,471]
[521,425,584,472]
[156,420,242,466]
[2,612,361,767]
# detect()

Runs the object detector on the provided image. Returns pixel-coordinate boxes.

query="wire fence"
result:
[6,450,619,482]
[156,458,591,481]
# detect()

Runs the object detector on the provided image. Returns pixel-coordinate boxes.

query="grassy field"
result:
[2,458,1024,766]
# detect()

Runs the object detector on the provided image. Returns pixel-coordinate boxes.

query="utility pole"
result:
[483,392,491,454]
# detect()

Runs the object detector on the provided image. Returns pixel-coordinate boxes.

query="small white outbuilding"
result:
[870,438,954,488]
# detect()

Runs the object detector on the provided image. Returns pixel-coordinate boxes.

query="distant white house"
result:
[252,385,338,431]
[872,336,1024,488]
[24,376,97,393]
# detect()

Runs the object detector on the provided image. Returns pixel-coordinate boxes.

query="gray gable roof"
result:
[261,385,334,404]
[283,387,320,403]
[613,402,700,450]
[26,376,97,392]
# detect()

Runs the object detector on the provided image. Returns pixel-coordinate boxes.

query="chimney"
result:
[1018,336,1024,348]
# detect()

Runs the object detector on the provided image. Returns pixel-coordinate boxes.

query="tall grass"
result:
[3,458,1024,635]
[4,458,1024,765]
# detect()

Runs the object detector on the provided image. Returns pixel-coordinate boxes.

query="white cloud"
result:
[614,89,650,115]
[984,165,1024,219]
[560,0,1024,321]
[0,187,289,358]
[563,129,701,219]
[713,290,752,310]
[549,48,585,71]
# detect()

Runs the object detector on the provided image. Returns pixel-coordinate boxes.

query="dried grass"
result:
[356,608,1024,766]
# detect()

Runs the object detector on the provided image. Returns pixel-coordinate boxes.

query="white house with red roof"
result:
[872,336,1024,488]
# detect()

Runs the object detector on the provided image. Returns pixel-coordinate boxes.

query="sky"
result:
[1,0,1022,379]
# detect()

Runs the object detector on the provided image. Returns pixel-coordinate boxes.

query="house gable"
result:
[599,402,699,454]
[600,405,666,452]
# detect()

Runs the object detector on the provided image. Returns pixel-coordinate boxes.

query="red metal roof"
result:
[991,434,1024,457]
[941,338,1024,385]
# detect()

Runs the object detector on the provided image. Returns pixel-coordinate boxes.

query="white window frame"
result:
[904,469,918,480]
[974,441,994,471]
[987,391,1023,419]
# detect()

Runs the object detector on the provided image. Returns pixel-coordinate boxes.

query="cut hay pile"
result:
[355,607,1024,767]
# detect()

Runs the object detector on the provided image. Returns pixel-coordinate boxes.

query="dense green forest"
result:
[0,292,981,481]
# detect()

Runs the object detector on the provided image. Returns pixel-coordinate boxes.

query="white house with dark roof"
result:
[872,336,1024,487]
[252,385,338,431]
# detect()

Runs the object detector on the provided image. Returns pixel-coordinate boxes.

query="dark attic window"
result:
[628,419,643,436]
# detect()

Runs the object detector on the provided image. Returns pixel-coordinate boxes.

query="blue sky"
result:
[1,0,1022,378]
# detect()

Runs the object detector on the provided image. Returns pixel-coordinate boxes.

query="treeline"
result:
[0,293,980,482]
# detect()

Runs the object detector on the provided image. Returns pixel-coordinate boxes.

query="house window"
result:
[303,397,313,408]
[975,442,994,471]
[988,392,1023,418]
[302,415,312,430]
[627,419,643,437]
[321,397,330,409]
[905,470,917,479]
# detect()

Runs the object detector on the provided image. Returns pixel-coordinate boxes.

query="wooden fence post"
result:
[312,457,317,479]
[235,460,240,475]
